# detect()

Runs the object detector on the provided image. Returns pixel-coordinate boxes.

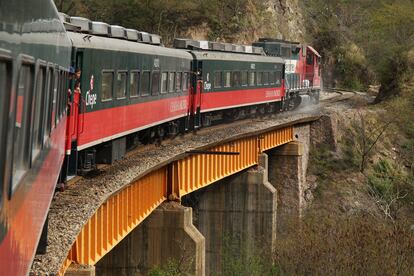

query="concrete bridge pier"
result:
[268,125,310,235]
[183,153,277,275]
[94,202,205,276]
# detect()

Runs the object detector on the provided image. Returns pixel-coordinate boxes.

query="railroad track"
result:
[321,88,358,104]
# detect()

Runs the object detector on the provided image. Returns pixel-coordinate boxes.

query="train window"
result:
[249,71,256,86]
[55,71,62,125]
[214,71,222,88]
[257,72,263,86]
[275,71,282,87]
[140,71,150,96]
[168,72,175,93]
[182,72,189,92]
[151,71,160,96]
[263,72,269,85]
[306,54,314,65]
[130,71,140,97]
[269,71,276,85]
[32,66,46,160]
[0,60,11,194]
[51,73,58,128]
[232,72,241,87]
[176,72,182,92]
[161,72,168,94]
[241,71,248,86]
[224,71,231,88]
[58,71,64,119]
[116,71,127,99]
[63,72,69,114]
[12,64,34,189]
[101,71,114,101]
[44,68,53,142]
[281,47,291,58]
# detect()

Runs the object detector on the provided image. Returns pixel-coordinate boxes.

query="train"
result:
[0,0,321,274]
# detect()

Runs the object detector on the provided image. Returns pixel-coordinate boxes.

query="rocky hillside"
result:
[55,0,306,45]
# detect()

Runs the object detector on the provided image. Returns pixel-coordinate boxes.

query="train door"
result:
[65,50,83,178]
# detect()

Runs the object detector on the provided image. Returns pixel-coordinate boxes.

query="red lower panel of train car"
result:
[0,118,66,275]
[77,96,190,150]
[200,87,285,112]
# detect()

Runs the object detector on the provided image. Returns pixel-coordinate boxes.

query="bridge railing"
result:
[59,125,294,275]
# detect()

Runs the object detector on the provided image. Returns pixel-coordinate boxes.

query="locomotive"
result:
[0,1,321,274]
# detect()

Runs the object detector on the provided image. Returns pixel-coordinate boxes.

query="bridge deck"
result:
[30,112,321,275]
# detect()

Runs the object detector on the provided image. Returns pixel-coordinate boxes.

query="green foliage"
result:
[360,0,414,101]
[309,145,351,178]
[368,159,414,206]
[216,235,278,276]
[300,0,374,90]
[368,160,399,196]
[149,259,188,276]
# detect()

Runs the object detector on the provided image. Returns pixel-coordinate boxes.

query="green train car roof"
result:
[68,32,193,60]
[190,50,284,64]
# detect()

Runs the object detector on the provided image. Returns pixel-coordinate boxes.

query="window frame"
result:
[151,71,161,96]
[160,72,168,94]
[129,70,140,98]
[175,72,182,93]
[0,50,12,201]
[140,71,151,96]
[11,55,35,194]
[241,71,248,87]
[232,71,241,88]
[182,72,189,92]
[214,71,222,88]
[50,71,59,129]
[224,71,232,88]
[249,71,256,86]
[168,72,176,93]
[43,65,54,144]
[263,72,269,86]
[269,71,276,85]
[275,70,282,87]
[31,60,47,161]
[101,70,114,102]
[115,70,128,100]
[257,71,263,86]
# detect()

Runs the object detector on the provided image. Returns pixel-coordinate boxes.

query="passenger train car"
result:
[0,2,321,274]
[181,44,285,127]
[63,19,194,175]
[0,0,72,274]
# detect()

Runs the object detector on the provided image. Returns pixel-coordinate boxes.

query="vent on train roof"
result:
[70,17,91,33]
[62,13,164,45]
[126,29,139,41]
[91,21,111,36]
[173,38,265,55]
[111,25,126,39]
[150,34,162,45]
[138,32,151,44]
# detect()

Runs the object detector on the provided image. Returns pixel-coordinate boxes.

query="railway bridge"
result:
[31,113,335,276]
